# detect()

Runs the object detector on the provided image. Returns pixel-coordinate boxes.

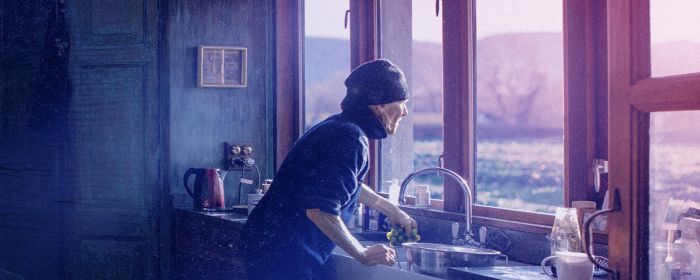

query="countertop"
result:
[448,266,550,280]
[175,208,553,280]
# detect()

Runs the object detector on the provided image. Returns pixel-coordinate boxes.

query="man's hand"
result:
[357,244,396,266]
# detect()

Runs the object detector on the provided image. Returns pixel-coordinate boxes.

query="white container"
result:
[415,184,431,208]
[675,217,700,278]
[387,179,400,205]
[247,189,264,216]
[260,178,273,194]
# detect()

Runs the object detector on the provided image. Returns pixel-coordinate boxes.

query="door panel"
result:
[72,65,147,210]
[67,238,147,280]
[76,0,146,46]
[66,0,159,279]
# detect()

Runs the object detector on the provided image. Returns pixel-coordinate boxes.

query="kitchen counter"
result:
[174,208,554,280]
[175,208,249,229]
[448,266,550,280]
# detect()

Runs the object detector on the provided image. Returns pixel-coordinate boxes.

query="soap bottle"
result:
[415,185,431,208]
[387,179,400,205]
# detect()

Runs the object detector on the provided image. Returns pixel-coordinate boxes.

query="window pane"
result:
[650,0,700,77]
[379,0,444,201]
[303,0,350,130]
[475,0,563,213]
[648,111,700,279]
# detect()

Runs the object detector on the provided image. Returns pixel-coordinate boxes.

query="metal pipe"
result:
[398,167,473,236]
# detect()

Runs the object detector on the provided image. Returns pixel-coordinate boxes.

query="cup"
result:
[541,251,597,280]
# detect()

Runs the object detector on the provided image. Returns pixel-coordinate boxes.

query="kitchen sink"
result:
[333,240,526,280]
[330,241,441,280]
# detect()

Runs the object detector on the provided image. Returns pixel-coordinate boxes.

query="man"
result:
[239,59,417,279]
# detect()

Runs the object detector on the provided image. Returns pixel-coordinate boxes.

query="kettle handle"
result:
[183,168,197,199]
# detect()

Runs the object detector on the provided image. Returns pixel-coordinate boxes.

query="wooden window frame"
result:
[277,0,609,234]
[438,0,609,232]
[607,0,700,278]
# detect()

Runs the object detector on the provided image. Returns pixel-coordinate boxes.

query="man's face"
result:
[371,100,408,134]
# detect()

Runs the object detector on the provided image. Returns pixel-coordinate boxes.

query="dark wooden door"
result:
[65,0,161,279]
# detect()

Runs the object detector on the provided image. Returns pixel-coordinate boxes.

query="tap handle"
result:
[479,227,487,244]
[451,222,459,239]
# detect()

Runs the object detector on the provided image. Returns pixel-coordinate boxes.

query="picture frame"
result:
[197,46,247,88]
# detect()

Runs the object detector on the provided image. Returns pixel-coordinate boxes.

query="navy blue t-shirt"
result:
[239,107,387,279]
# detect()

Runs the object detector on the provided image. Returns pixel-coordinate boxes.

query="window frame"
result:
[277,0,609,234]
[607,0,700,278]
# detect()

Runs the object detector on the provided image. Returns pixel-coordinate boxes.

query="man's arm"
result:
[306,208,396,266]
[358,183,417,236]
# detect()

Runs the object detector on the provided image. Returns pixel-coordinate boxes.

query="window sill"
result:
[398,205,608,245]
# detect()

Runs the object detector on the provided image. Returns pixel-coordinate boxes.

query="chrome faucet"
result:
[398,167,475,243]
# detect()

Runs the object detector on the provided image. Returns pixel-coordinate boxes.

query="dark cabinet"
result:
[173,209,247,280]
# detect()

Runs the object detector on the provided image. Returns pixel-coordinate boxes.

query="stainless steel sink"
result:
[402,242,507,278]
[331,241,440,280]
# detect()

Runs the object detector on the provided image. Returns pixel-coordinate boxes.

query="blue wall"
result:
[167,0,274,208]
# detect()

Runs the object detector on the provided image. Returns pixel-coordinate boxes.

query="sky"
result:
[304,0,700,44]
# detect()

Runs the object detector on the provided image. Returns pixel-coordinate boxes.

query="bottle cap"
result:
[572,200,596,209]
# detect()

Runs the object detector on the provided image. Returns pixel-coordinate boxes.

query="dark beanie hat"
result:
[341,59,409,110]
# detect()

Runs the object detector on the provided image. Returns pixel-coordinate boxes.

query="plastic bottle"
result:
[261,178,273,194]
[246,188,264,216]
[674,217,700,278]
[415,184,431,208]
[388,179,400,205]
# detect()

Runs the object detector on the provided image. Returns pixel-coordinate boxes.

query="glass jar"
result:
[415,184,431,208]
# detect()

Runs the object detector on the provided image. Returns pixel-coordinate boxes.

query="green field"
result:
[413,139,564,213]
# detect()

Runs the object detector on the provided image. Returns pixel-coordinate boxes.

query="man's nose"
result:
[401,106,408,116]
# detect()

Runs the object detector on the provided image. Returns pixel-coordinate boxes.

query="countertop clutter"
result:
[174,208,554,280]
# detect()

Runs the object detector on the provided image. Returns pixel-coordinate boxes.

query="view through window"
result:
[379,0,444,201]
[648,111,700,279]
[650,0,700,77]
[475,0,564,213]
[303,0,350,131]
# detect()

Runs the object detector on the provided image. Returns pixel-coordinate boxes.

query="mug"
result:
[541,251,599,280]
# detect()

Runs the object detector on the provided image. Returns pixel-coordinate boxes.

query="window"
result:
[607,0,700,278]
[648,111,700,279]
[378,0,446,203]
[303,0,350,130]
[279,0,607,230]
[373,0,604,224]
[474,0,564,213]
[650,0,700,77]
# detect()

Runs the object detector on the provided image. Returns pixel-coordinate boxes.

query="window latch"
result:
[344,10,350,30]
[592,159,608,193]
[435,0,440,17]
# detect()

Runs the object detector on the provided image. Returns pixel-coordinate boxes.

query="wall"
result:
[167,0,274,208]
[0,0,275,278]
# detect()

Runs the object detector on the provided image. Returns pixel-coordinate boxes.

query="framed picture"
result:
[197,46,247,88]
